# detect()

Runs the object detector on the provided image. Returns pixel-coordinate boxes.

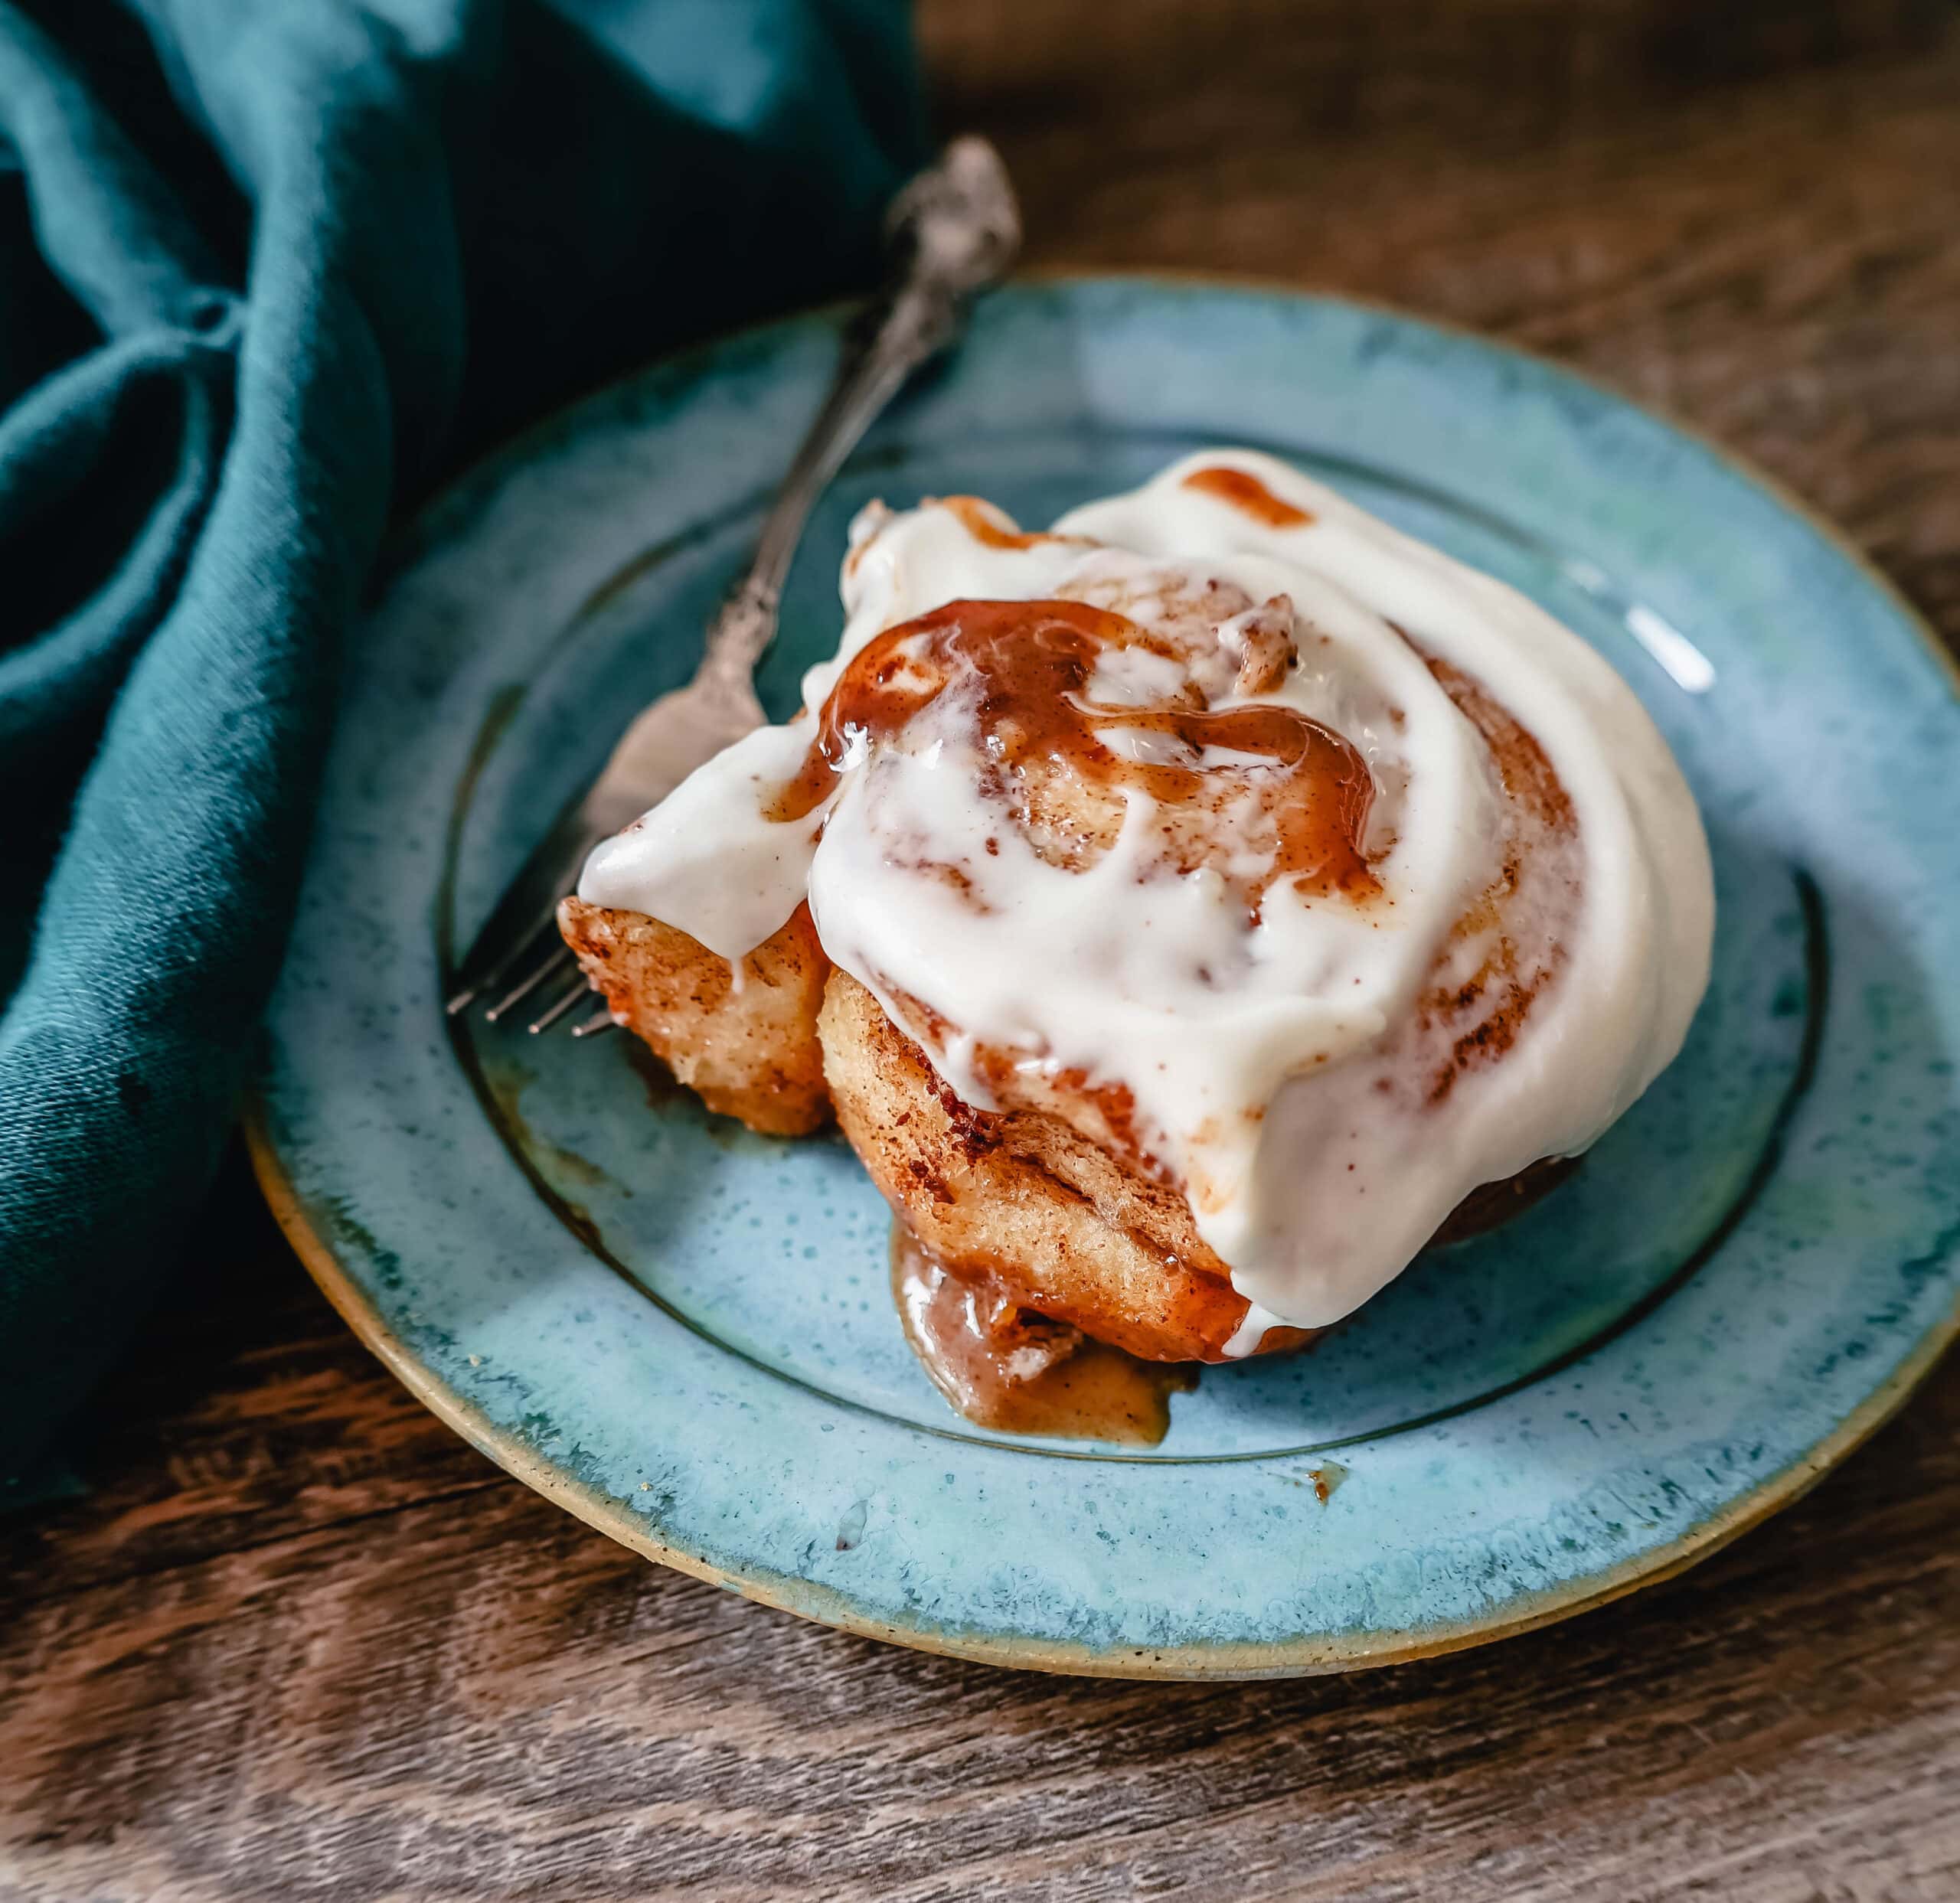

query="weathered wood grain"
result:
[929,0,1960,648]
[6,4,1959,1898]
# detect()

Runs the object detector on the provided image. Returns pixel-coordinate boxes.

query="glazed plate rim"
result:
[247,1117,1955,1678]
[251,270,1960,1679]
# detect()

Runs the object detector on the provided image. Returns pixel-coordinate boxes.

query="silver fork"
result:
[446,137,1021,1036]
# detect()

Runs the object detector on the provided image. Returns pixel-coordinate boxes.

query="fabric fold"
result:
[0,0,923,1482]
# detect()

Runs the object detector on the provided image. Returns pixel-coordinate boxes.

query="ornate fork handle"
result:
[690,135,1021,717]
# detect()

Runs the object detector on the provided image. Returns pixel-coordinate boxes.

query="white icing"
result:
[579,451,1715,1333]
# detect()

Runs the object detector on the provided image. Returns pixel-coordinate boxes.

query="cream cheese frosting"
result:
[580,450,1714,1341]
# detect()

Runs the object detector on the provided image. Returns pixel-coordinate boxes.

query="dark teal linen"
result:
[0,0,923,1480]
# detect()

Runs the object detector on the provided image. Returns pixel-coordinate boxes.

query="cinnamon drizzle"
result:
[1181,464,1316,527]
[766,597,1378,916]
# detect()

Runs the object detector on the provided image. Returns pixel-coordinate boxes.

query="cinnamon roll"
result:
[564,451,1713,1382]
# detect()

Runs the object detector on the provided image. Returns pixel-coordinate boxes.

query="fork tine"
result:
[528,970,590,1035]
[485,943,573,1023]
[446,806,609,1014]
[449,912,562,1017]
[570,1007,618,1039]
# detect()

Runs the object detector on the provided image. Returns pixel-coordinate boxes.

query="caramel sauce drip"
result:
[767,597,1377,916]
[890,1223,1196,1443]
[1181,465,1316,527]
[933,495,1093,551]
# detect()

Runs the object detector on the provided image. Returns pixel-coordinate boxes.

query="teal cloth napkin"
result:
[0,0,924,1482]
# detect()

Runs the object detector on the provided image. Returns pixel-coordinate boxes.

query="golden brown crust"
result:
[557,897,831,1137]
[818,968,1315,1363]
[558,899,1570,1360]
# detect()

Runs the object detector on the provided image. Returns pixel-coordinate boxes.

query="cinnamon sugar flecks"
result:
[1400,638,1583,1105]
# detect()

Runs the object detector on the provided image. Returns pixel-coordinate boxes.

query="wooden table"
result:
[6,3,1958,1895]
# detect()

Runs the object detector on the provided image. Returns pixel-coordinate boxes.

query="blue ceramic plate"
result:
[253,277,1960,1677]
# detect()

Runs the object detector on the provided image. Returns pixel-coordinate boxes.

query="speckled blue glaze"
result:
[256,279,1960,1676]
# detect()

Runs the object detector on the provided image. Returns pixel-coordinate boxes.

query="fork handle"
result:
[693,136,1021,708]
